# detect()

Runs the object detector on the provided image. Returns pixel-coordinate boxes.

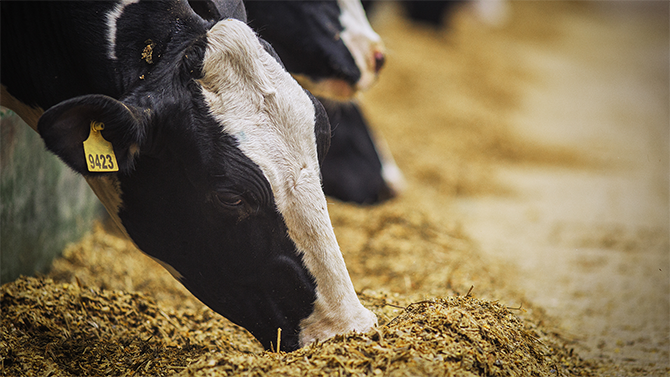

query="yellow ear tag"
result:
[83,121,119,172]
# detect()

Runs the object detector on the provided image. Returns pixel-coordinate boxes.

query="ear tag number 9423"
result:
[83,121,119,172]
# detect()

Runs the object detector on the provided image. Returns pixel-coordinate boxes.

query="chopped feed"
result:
[1,275,593,376]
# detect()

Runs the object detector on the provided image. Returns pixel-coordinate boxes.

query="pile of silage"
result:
[1,220,592,376]
[1,273,591,377]
[1,277,212,376]
[179,296,572,377]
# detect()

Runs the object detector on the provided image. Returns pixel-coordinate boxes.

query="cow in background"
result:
[1,0,376,351]
[240,0,406,204]
[319,99,403,203]
[389,0,510,28]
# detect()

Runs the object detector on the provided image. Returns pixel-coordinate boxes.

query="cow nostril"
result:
[373,51,385,73]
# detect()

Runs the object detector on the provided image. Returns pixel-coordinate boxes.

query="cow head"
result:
[319,100,405,204]
[245,0,385,101]
[37,18,375,351]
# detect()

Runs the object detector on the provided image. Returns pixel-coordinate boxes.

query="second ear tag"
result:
[83,121,119,172]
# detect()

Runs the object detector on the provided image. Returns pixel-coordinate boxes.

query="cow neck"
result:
[0,2,121,110]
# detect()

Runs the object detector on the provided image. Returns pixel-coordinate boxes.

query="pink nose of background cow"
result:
[373,50,385,73]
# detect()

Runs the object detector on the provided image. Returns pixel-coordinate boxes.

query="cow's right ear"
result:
[37,95,146,175]
[188,0,247,23]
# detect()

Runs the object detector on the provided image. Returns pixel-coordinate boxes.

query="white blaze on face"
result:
[338,0,384,92]
[199,19,376,346]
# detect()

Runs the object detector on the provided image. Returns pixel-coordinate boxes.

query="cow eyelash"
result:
[212,192,245,210]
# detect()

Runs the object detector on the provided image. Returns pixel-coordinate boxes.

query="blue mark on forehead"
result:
[237,130,248,143]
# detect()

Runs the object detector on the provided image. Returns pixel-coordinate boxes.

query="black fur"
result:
[320,100,393,204]
[244,1,361,85]
[363,1,463,28]
[189,0,247,23]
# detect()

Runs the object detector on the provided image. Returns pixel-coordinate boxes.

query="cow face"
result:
[244,0,385,100]
[37,18,375,351]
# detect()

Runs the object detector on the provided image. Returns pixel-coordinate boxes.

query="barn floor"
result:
[370,0,670,374]
[1,2,668,376]
[363,1,669,374]
[445,2,670,373]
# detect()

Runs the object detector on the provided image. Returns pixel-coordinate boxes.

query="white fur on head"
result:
[106,0,140,60]
[199,19,376,346]
[338,0,383,93]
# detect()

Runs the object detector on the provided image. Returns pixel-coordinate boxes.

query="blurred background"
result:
[359,1,669,374]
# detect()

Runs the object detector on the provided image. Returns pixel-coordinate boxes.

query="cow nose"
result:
[373,51,385,73]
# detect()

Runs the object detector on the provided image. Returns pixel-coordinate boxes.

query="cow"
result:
[320,99,403,204]
[1,0,376,352]
[241,0,405,204]
[391,0,509,28]
[243,0,384,101]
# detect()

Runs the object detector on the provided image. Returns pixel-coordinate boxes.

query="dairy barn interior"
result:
[1,1,668,376]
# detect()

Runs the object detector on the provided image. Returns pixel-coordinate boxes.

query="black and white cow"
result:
[241,0,405,204]
[1,0,376,351]
[319,99,402,203]
[244,0,384,101]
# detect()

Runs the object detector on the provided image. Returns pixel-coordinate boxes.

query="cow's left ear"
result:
[37,94,146,175]
[306,92,331,167]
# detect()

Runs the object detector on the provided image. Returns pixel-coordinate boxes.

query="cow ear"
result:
[37,94,146,175]
[187,0,247,23]
[307,92,331,167]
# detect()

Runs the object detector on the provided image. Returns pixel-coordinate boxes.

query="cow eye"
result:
[212,192,244,210]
